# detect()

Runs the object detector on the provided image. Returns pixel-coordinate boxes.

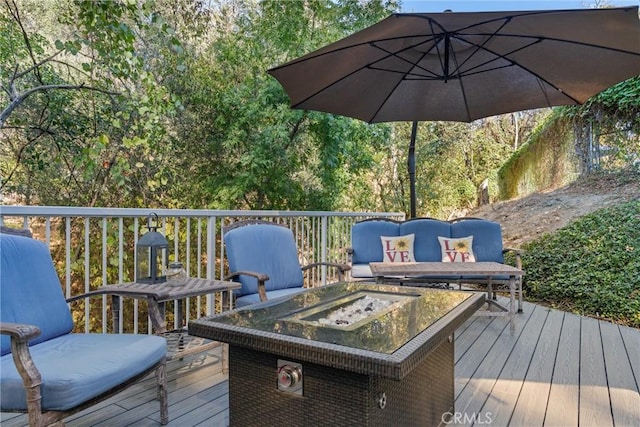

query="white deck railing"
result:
[1,206,403,334]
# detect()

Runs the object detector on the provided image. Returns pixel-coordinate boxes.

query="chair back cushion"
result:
[1,235,74,356]
[351,219,400,264]
[399,218,452,262]
[224,223,304,297]
[450,219,504,263]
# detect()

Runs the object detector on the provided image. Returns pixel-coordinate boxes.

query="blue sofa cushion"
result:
[351,263,375,279]
[451,219,504,264]
[224,223,304,297]
[399,218,452,262]
[0,333,166,411]
[351,220,399,264]
[1,235,74,356]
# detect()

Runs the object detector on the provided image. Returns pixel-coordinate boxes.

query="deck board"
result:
[453,299,536,418]
[545,311,581,427]
[579,316,614,426]
[2,297,639,427]
[509,307,563,426]
[599,320,640,426]
[619,324,640,390]
[477,303,550,426]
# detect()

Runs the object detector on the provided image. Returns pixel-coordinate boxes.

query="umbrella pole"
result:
[408,121,418,218]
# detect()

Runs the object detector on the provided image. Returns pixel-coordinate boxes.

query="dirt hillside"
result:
[469,169,640,249]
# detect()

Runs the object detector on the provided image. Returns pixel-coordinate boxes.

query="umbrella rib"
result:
[446,19,511,78]
[447,40,472,121]
[285,36,443,110]
[471,40,584,104]
[369,41,442,79]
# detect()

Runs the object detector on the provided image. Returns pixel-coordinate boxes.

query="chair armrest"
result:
[224,270,269,302]
[0,322,41,343]
[65,289,121,304]
[302,262,351,281]
[346,248,354,263]
[0,322,43,399]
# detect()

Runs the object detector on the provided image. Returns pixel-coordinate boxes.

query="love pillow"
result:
[438,236,476,262]
[380,234,416,263]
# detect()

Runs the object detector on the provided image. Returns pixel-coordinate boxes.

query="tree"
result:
[1,0,182,207]
[162,0,398,210]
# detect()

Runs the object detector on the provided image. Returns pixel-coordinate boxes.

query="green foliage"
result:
[498,109,578,199]
[1,0,183,207]
[402,116,526,218]
[522,200,640,327]
[162,0,398,210]
[562,76,640,133]
[559,77,640,172]
[2,0,636,219]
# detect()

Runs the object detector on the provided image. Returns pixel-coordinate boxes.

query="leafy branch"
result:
[1,83,117,128]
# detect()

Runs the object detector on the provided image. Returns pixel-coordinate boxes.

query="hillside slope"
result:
[470,169,640,248]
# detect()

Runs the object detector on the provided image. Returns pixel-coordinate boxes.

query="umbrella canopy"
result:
[269,7,640,123]
[268,7,640,215]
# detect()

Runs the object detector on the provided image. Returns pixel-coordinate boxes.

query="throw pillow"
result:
[438,236,476,262]
[380,234,416,263]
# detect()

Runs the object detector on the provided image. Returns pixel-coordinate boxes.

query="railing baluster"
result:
[84,219,91,333]
[65,217,72,299]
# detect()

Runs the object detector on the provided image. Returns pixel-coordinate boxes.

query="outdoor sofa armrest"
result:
[224,270,270,302]
[502,247,523,269]
[302,262,351,281]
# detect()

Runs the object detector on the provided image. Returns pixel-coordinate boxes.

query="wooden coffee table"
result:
[369,262,523,332]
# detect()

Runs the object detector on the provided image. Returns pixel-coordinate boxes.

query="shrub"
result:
[521,200,640,328]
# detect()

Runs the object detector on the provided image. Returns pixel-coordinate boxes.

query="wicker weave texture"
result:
[228,337,453,426]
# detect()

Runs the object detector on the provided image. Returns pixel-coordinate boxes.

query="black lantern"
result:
[136,213,168,284]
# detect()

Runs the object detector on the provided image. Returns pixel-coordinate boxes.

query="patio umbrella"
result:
[268,7,640,217]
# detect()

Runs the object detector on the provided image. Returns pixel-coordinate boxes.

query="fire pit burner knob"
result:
[278,365,302,389]
[378,392,387,409]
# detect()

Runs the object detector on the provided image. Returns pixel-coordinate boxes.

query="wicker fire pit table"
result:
[189,282,484,426]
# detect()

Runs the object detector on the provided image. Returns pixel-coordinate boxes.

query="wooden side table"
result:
[97,277,240,359]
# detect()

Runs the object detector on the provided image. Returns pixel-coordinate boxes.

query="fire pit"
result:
[189,282,484,426]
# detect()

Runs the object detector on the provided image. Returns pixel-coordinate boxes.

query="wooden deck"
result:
[2,297,639,426]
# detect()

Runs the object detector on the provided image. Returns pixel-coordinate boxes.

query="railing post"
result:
[321,215,328,286]
[206,216,217,316]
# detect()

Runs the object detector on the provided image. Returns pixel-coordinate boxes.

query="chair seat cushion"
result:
[1,333,166,411]
[235,287,306,308]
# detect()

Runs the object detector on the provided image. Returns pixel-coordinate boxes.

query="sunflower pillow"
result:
[438,236,476,262]
[380,234,416,263]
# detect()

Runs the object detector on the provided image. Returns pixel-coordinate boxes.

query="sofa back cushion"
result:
[351,220,400,264]
[399,218,452,262]
[450,219,504,263]
[0,234,74,356]
[224,223,304,297]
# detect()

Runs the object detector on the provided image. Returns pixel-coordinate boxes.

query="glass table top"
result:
[209,282,474,354]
